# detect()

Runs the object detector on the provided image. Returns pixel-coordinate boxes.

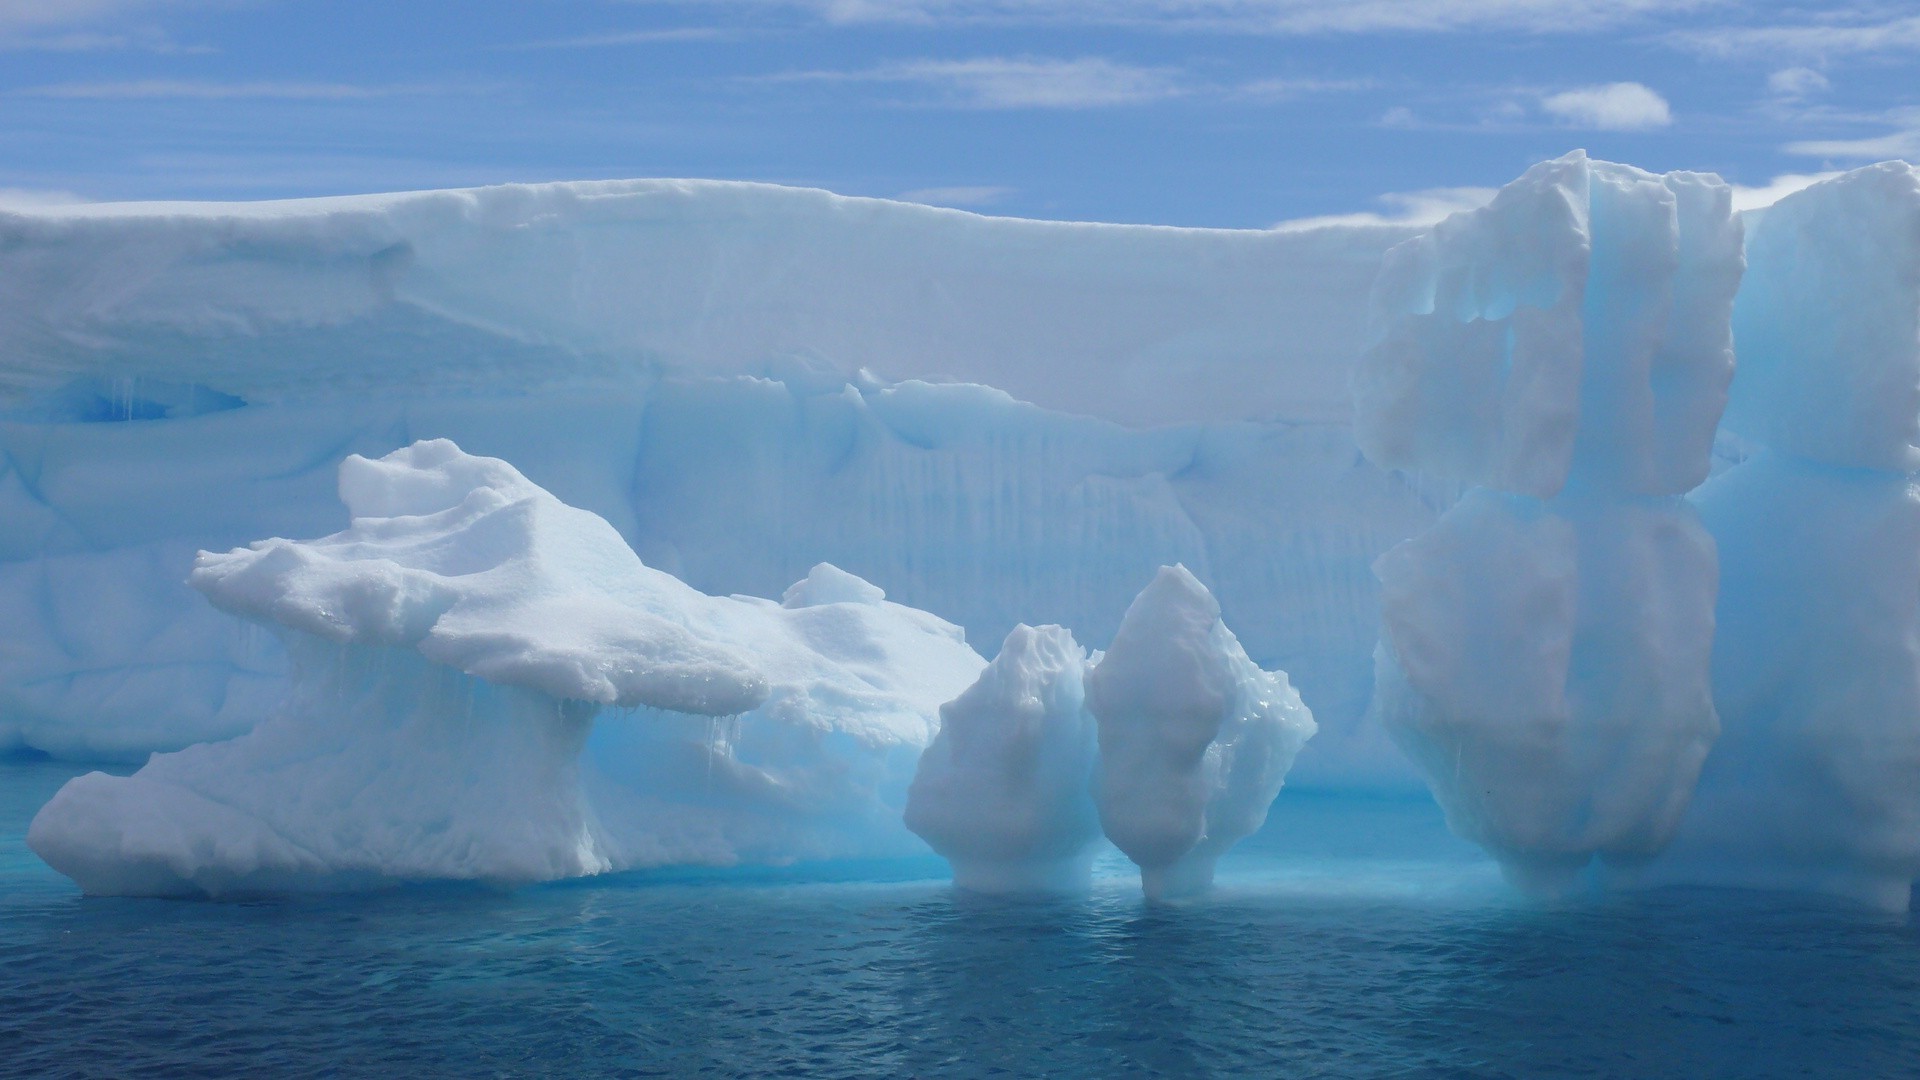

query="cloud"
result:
[1540,81,1672,131]
[0,0,162,33]
[1783,108,1920,161]
[1673,13,1920,59]
[774,56,1187,108]
[1727,170,1842,213]
[726,0,1724,34]
[503,27,737,50]
[1766,66,1829,100]
[895,185,1013,207]
[17,80,415,100]
[1273,185,1497,231]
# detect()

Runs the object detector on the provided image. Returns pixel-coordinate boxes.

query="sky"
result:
[0,0,1916,227]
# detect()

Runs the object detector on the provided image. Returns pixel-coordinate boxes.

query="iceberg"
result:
[1361,154,1736,892]
[27,440,987,896]
[0,182,1435,791]
[1087,566,1317,900]
[1632,163,1920,911]
[904,624,1101,894]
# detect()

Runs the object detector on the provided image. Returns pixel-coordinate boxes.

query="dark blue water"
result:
[6,760,1919,1078]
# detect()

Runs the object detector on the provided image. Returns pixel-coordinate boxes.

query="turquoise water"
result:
[5,759,1919,1078]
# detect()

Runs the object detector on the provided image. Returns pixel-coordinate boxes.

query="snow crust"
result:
[28,442,986,896]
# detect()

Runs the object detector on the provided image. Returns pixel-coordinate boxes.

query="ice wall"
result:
[28,441,987,896]
[1361,153,1739,891]
[1637,163,1920,911]
[0,178,1441,790]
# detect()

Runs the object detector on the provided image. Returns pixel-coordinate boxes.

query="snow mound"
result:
[27,441,986,896]
[904,624,1101,894]
[1086,565,1317,900]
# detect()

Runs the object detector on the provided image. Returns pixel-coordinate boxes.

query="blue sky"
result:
[1,1,1916,226]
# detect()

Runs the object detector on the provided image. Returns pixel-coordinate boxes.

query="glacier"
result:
[9,154,1920,910]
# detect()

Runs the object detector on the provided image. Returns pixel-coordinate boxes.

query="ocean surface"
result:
[5,757,1919,1079]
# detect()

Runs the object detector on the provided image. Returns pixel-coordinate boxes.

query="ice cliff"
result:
[0,180,1430,789]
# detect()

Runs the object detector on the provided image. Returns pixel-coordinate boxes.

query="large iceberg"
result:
[1633,163,1920,911]
[1361,154,1738,892]
[0,182,1434,791]
[28,440,987,895]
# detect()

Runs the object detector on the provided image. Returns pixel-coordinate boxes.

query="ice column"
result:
[1086,565,1317,900]
[1648,163,1920,912]
[1356,152,1741,892]
[904,624,1101,893]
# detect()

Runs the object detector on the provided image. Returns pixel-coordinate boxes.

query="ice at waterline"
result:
[27,440,1315,900]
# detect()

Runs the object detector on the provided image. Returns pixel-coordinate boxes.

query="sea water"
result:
[4,758,1918,1078]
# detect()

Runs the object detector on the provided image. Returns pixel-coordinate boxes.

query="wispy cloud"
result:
[766,55,1372,109]
[771,56,1187,108]
[0,185,92,209]
[895,184,1014,207]
[503,27,738,51]
[1273,185,1497,231]
[1766,66,1830,101]
[16,80,426,101]
[1784,107,1920,161]
[1673,13,1920,59]
[1540,81,1672,131]
[715,0,1725,34]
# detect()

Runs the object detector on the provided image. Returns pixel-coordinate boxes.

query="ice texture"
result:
[1724,162,1920,471]
[1086,566,1317,899]
[0,182,1436,791]
[1373,491,1719,891]
[1626,165,1920,911]
[904,624,1101,893]
[1361,154,1733,892]
[28,441,987,896]
[1357,151,1741,499]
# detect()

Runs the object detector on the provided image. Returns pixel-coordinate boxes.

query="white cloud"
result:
[1274,185,1496,231]
[0,0,161,33]
[1728,170,1842,212]
[772,56,1187,108]
[18,80,413,100]
[1541,81,1672,131]
[895,185,1014,207]
[1674,14,1920,59]
[1784,109,1920,161]
[1766,66,1829,99]
[504,27,737,50]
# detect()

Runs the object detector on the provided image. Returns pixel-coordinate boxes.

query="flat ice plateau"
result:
[9,152,1920,910]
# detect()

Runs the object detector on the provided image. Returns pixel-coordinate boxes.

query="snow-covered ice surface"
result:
[27,442,986,896]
